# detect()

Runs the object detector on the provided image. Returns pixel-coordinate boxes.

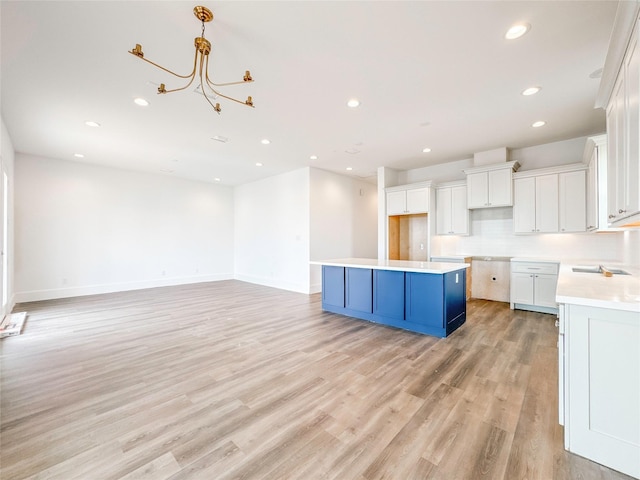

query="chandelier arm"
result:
[159,74,198,94]
[198,55,222,113]
[204,55,254,87]
[207,79,255,87]
[129,48,198,79]
[204,83,255,107]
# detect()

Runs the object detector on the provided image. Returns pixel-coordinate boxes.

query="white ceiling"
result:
[1,1,618,186]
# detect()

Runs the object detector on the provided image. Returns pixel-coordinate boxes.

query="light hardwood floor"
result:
[0,280,634,480]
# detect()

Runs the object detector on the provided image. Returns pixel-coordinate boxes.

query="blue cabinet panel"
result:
[346,268,373,313]
[373,270,405,320]
[322,266,345,308]
[405,272,444,328]
[444,270,466,325]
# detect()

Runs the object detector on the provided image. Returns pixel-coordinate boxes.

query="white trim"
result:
[14,273,233,303]
[596,3,640,108]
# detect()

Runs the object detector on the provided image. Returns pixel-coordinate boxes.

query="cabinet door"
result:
[450,185,469,234]
[566,305,640,478]
[436,187,452,234]
[406,187,429,213]
[387,190,406,215]
[607,76,626,223]
[623,22,639,220]
[511,272,534,304]
[514,177,536,233]
[322,266,345,308]
[487,168,513,206]
[586,148,598,230]
[467,172,488,208]
[373,270,405,320]
[534,274,558,308]
[535,174,559,233]
[346,268,372,313]
[405,272,444,327]
[559,170,586,233]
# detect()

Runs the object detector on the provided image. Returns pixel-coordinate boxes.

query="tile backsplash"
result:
[432,207,630,263]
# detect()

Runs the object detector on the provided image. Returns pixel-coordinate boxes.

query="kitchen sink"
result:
[572,265,631,275]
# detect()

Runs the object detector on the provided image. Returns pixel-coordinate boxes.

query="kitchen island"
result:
[311,258,469,338]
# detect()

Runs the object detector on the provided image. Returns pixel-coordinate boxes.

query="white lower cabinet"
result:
[510,261,559,314]
[560,303,640,479]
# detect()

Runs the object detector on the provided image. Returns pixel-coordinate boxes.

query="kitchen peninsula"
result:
[311,258,469,337]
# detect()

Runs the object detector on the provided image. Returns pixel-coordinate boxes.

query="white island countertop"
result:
[556,262,640,313]
[310,258,470,274]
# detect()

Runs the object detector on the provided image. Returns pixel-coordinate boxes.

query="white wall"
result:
[15,154,234,302]
[309,168,377,291]
[1,118,16,315]
[234,168,310,293]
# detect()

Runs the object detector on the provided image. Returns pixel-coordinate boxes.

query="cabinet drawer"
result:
[511,262,558,275]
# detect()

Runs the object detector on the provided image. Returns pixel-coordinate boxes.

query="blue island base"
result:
[321,266,466,338]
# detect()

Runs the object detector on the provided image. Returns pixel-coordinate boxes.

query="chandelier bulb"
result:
[246,96,254,107]
[158,83,166,94]
[214,103,221,113]
[244,70,253,82]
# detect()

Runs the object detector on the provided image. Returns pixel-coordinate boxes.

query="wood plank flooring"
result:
[0,280,634,480]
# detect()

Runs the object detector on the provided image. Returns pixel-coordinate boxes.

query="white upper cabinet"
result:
[559,170,587,233]
[513,165,586,234]
[436,183,469,235]
[514,175,558,233]
[605,12,640,226]
[583,135,607,231]
[386,182,431,215]
[463,161,519,209]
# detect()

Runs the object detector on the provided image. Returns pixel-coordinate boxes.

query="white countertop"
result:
[556,262,640,312]
[310,258,470,274]
[511,257,561,264]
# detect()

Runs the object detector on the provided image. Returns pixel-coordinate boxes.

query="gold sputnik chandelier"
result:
[129,6,254,114]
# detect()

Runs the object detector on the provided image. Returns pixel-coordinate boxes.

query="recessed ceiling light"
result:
[261,139,270,145]
[214,177,221,182]
[74,153,84,158]
[505,23,530,40]
[532,121,546,128]
[521,86,541,96]
[84,121,100,127]
[310,155,318,160]
[346,167,353,171]
[134,97,149,106]
[422,147,432,153]
[256,162,263,167]
[347,99,360,108]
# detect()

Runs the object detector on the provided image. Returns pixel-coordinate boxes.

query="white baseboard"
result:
[309,282,322,294]
[14,273,234,303]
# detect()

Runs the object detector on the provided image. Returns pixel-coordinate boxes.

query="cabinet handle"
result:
[555,320,559,327]
[618,209,627,214]
[609,214,616,219]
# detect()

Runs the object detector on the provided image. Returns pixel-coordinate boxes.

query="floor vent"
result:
[0,312,27,338]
